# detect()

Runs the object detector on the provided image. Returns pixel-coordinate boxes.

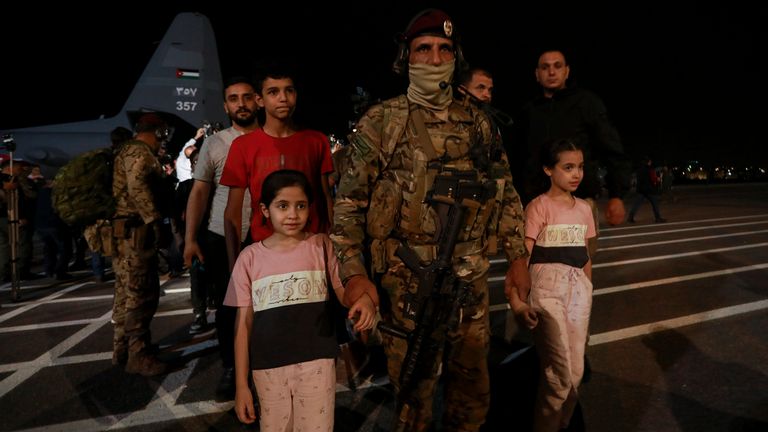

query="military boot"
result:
[112,341,128,366]
[112,349,128,366]
[125,352,168,376]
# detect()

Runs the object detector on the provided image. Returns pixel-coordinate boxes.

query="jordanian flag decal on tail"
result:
[176,69,200,79]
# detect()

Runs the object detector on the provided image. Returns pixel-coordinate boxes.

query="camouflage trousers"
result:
[381,264,491,432]
[112,233,160,356]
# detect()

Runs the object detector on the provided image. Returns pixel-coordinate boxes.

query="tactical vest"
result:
[366,96,506,273]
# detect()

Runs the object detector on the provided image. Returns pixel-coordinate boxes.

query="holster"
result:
[112,216,146,249]
[130,224,151,250]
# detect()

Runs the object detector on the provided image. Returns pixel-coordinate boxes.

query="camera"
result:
[202,121,213,137]
[159,153,174,167]
[1,134,16,152]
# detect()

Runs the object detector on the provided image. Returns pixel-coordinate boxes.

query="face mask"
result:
[407,62,454,111]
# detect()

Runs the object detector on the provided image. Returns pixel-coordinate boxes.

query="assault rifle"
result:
[378,172,496,430]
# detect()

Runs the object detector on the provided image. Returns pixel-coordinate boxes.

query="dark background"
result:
[1,2,764,167]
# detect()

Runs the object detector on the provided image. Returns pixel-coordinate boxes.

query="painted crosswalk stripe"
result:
[588,299,768,345]
[594,263,768,295]
[593,242,768,268]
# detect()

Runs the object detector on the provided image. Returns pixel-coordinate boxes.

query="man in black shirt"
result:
[515,49,629,255]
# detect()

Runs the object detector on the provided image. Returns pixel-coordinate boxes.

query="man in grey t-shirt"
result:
[183,76,259,398]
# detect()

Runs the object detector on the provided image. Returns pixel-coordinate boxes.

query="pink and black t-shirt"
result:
[524,194,596,268]
[223,233,342,370]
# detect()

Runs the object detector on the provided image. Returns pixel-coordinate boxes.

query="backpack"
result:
[52,148,115,226]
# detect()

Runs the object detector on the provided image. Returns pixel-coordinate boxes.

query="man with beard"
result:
[183,76,260,398]
[332,9,529,431]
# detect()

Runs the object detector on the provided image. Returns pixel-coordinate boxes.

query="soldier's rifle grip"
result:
[378,322,410,340]
[395,244,425,272]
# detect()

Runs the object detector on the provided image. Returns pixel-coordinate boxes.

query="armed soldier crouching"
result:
[331,9,530,431]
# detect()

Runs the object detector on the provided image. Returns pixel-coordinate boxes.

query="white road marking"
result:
[489,303,511,312]
[588,299,768,345]
[0,283,89,323]
[3,210,766,431]
[594,263,768,295]
[0,307,194,334]
[598,229,768,251]
[163,287,192,294]
[600,220,768,240]
[12,400,236,432]
[600,213,768,233]
[111,360,200,429]
[593,242,768,268]
[0,310,111,398]
[0,318,99,333]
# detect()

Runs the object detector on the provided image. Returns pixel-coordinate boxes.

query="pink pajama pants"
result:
[529,263,593,432]
[252,358,336,432]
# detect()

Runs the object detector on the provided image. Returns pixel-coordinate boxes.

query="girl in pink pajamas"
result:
[515,139,596,431]
[225,170,377,430]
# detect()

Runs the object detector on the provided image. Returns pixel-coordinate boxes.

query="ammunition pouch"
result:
[370,238,388,274]
[112,216,151,250]
[84,219,114,257]
[367,177,402,240]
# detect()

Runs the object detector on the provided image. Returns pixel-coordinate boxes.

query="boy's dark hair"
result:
[540,138,582,168]
[252,61,298,95]
[260,169,314,207]
[222,76,255,97]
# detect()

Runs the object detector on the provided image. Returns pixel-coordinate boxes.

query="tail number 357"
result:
[176,101,198,111]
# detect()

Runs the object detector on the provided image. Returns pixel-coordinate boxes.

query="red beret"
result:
[401,9,454,41]
[136,113,167,129]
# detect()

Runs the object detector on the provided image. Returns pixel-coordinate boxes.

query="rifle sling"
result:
[385,237,485,264]
[408,108,439,161]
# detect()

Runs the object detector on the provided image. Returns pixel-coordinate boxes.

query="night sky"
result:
[1,2,764,166]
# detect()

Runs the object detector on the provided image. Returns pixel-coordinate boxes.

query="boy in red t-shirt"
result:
[220,63,334,271]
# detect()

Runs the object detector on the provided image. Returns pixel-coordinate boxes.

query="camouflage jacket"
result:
[332,95,527,282]
[112,140,162,224]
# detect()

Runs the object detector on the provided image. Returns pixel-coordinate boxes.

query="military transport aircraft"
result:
[0,12,227,176]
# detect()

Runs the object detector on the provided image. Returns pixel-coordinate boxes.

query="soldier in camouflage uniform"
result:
[331,9,530,431]
[111,113,171,376]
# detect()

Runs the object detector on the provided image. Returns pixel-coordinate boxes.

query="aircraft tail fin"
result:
[121,12,226,146]
[1,12,226,173]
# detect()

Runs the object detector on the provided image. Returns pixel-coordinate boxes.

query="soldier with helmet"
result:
[332,9,530,431]
[111,113,172,376]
